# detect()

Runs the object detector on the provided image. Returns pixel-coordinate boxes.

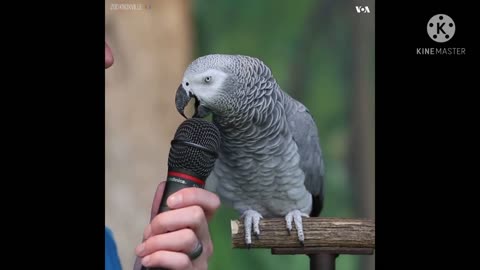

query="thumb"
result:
[150,181,166,221]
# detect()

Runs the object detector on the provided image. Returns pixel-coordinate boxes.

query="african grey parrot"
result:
[175,54,325,246]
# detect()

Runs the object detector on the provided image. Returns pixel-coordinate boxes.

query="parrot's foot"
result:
[285,210,310,246]
[241,210,263,248]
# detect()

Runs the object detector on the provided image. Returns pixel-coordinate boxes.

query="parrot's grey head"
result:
[175,54,274,118]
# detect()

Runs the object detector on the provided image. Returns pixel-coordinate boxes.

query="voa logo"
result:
[356,6,370,13]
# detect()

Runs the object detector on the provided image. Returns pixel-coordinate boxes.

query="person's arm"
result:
[133,181,220,270]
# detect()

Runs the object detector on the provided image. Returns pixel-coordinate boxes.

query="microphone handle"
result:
[141,169,206,270]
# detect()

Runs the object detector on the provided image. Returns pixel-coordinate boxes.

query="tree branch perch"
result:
[231,217,375,255]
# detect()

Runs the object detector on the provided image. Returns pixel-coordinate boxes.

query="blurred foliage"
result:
[191,0,372,269]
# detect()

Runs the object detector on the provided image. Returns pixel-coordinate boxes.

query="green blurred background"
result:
[105,0,374,269]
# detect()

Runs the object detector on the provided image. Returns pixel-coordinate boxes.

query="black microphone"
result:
[158,118,221,212]
[142,118,221,270]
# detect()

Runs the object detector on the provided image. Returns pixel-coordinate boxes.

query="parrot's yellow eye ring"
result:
[204,76,212,83]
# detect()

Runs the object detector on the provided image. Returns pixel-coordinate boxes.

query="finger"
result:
[136,228,198,257]
[148,205,209,241]
[166,187,221,219]
[150,181,166,221]
[141,250,192,270]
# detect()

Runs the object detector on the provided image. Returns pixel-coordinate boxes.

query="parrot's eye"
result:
[204,76,212,83]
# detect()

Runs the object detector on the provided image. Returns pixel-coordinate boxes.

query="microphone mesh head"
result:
[168,118,221,180]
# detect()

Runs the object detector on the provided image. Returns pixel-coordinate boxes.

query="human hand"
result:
[134,181,221,270]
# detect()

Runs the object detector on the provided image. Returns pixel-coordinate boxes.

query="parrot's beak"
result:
[175,84,191,119]
[175,84,211,119]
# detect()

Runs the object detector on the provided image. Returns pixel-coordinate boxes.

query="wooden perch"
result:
[231,217,375,255]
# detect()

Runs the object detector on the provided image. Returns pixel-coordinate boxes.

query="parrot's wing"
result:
[286,98,325,216]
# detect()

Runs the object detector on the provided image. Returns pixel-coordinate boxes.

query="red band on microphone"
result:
[168,171,205,186]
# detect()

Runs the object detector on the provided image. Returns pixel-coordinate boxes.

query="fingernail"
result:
[167,193,183,207]
[135,243,145,255]
[142,255,150,266]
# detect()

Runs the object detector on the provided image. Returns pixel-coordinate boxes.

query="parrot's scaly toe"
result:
[241,209,263,247]
[285,210,309,244]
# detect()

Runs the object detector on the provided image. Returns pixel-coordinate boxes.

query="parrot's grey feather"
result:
[181,54,326,242]
[284,96,325,203]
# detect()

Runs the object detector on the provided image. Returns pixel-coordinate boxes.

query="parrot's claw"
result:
[241,210,263,247]
[285,210,309,245]
[253,231,260,240]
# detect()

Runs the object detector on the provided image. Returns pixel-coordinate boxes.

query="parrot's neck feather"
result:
[213,84,286,132]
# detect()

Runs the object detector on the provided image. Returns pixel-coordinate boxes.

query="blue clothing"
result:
[105,227,122,270]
